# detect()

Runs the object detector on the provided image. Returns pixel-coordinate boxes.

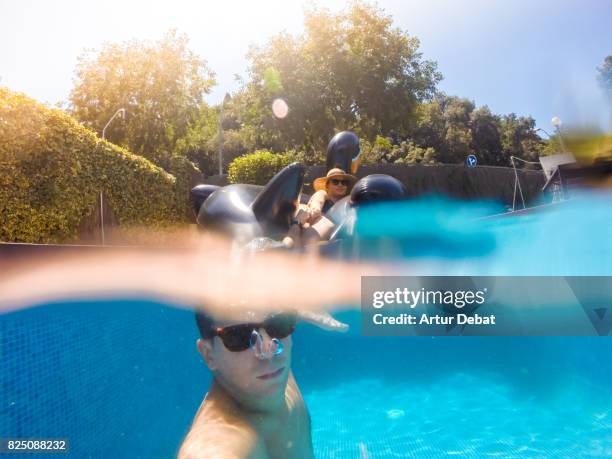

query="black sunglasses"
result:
[210,313,297,352]
[329,178,351,186]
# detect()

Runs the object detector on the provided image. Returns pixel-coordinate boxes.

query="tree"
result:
[173,104,220,176]
[69,30,215,169]
[239,1,441,153]
[410,95,544,165]
[441,97,474,163]
[469,106,503,165]
[411,95,473,163]
[597,55,612,106]
[499,113,545,163]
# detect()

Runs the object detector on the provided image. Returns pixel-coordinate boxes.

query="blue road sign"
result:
[467,154,477,167]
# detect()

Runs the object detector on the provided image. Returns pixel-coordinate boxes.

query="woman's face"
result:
[326,178,351,200]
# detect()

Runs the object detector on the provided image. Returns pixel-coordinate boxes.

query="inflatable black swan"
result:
[190,162,305,244]
[190,131,407,247]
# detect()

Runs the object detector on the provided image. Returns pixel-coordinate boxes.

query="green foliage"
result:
[173,104,222,176]
[227,151,294,185]
[60,5,547,174]
[69,30,216,169]
[283,149,326,166]
[238,1,441,152]
[263,67,284,93]
[360,137,390,164]
[361,137,436,164]
[374,135,393,151]
[394,142,437,164]
[499,113,545,162]
[411,95,473,163]
[597,55,612,105]
[220,86,286,154]
[0,87,182,243]
[174,97,283,176]
[469,106,503,164]
[411,95,544,165]
[168,154,203,220]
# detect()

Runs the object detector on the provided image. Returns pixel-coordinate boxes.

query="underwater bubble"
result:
[272,98,289,119]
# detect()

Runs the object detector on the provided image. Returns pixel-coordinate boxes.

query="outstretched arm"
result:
[298,310,349,332]
[306,190,328,221]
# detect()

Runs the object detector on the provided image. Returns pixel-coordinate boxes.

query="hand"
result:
[295,208,311,225]
[298,310,349,333]
[309,207,322,221]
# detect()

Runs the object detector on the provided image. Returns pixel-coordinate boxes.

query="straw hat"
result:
[313,168,356,192]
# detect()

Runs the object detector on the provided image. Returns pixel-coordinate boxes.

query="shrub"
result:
[284,149,325,166]
[0,87,182,243]
[227,150,293,185]
[360,136,438,165]
[394,141,437,164]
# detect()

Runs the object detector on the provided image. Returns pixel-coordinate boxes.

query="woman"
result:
[284,168,356,247]
[304,168,356,224]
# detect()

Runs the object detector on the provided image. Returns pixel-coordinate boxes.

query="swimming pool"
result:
[2,301,611,458]
[1,194,611,458]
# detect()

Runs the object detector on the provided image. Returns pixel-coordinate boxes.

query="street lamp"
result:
[99,107,125,245]
[102,108,126,140]
[551,116,567,153]
[218,93,231,176]
[535,127,553,137]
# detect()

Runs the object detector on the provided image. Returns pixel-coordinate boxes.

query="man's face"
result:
[198,314,292,399]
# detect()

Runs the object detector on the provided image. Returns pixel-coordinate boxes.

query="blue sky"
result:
[1,0,610,132]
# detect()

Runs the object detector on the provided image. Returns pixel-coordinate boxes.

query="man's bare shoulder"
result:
[178,420,267,459]
[178,398,267,459]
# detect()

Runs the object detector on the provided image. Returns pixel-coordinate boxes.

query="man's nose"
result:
[255,329,281,359]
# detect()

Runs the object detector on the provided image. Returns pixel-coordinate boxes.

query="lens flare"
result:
[272,98,289,119]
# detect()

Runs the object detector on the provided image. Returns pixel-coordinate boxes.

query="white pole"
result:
[218,100,224,176]
[100,191,105,246]
[551,117,567,153]
[102,108,125,141]
[99,108,123,246]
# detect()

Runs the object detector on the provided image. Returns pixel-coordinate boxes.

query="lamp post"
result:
[102,108,126,140]
[535,127,553,138]
[99,108,125,245]
[218,93,231,176]
[551,116,567,153]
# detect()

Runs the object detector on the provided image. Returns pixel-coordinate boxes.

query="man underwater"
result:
[179,308,346,458]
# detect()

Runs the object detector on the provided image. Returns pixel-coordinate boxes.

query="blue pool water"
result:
[0,302,612,458]
[307,376,611,458]
[1,302,611,458]
[2,193,612,457]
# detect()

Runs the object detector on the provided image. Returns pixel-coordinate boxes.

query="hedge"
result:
[168,154,204,220]
[227,150,293,185]
[0,87,182,243]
